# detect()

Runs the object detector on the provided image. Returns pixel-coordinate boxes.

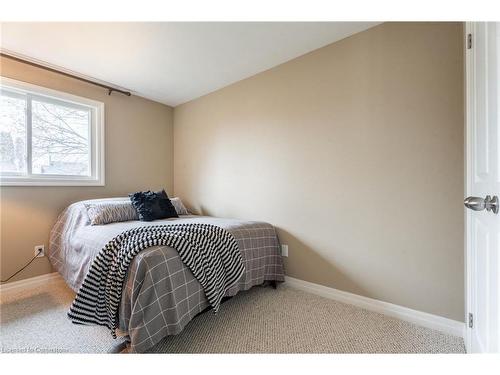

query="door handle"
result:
[464,195,499,214]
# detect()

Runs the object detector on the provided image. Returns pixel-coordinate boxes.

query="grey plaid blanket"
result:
[67,223,244,337]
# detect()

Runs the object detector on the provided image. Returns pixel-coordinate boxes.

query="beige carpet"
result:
[0,280,127,353]
[0,278,465,354]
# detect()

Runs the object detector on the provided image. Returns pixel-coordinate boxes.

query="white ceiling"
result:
[0,22,379,106]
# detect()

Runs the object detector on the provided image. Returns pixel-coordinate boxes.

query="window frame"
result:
[0,77,105,186]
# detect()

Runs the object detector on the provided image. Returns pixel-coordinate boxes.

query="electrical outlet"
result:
[281,244,288,257]
[34,245,45,258]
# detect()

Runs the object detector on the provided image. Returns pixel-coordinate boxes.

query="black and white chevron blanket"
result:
[68,223,245,337]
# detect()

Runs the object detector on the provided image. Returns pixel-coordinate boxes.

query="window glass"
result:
[0,91,27,174]
[31,99,91,176]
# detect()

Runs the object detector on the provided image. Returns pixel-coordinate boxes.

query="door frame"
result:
[464,20,474,354]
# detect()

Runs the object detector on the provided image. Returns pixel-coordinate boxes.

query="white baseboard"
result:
[285,276,465,338]
[0,272,62,295]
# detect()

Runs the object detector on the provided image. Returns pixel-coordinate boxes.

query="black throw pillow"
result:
[129,190,179,221]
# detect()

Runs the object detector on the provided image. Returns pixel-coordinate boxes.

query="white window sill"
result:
[0,176,105,187]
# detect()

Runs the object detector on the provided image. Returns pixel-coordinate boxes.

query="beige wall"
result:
[0,56,174,282]
[174,23,465,320]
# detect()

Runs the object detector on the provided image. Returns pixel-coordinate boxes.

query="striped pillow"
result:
[85,201,139,225]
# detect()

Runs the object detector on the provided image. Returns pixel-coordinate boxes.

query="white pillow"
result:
[170,197,190,215]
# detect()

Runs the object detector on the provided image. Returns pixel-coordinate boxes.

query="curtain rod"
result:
[0,52,132,97]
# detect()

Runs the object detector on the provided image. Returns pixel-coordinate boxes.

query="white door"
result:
[465,22,500,353]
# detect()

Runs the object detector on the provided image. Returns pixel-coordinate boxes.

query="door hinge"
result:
[467,33,472,49]
[468,312,474,328]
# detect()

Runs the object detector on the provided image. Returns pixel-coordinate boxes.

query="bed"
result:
[48,197,285,353]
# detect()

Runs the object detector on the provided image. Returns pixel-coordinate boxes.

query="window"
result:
[0,77,104,186]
